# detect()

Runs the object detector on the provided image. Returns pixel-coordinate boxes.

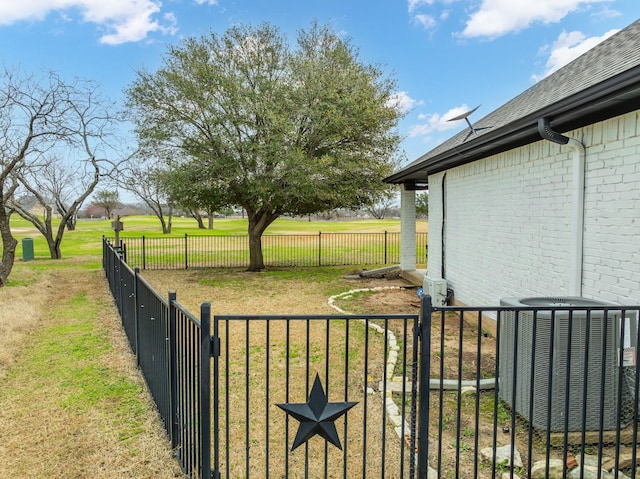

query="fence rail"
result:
[116,232,428,270]
[103,238,212,478]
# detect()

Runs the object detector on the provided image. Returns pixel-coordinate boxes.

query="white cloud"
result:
[407,0,439,30]
[532,28,619,81]
[461,0,603,39]
[414,14,437,30]
[387,91,423,114]
[0,0,176,45]
[408,104,473,137]
[408,0,434,14]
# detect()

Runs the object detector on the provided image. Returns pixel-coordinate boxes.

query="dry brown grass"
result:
[0,267,50,378]
[0,260,182,478]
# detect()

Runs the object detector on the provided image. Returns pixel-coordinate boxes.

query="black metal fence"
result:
[212,312,423,478]
[104,236,640,478]
[117,232,428,270]
[103,238,212,478]
[423,299,640,479]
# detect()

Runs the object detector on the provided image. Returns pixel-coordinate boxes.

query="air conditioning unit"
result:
[423,277,448,306]
[498,296,637,432]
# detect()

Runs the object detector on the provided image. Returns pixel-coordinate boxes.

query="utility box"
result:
[22,237,34,261]
[423,276,448,306]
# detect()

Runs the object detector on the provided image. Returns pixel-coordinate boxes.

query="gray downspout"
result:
[537,118,586,297]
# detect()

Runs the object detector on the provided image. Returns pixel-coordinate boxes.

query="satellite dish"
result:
[446,105,491,140]
[446,105,481,122]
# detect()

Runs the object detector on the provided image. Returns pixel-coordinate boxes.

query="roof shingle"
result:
[387,19,640,184]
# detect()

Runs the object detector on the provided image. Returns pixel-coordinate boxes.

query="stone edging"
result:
[327,286,412,443]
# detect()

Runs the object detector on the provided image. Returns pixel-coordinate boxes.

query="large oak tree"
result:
[126,22,403,271]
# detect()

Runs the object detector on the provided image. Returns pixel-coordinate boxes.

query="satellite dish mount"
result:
[447,105,491,141]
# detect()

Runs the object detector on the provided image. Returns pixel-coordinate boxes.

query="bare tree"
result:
[119,161,174,233]
[11,154,108,258]
[92,189,120,219]
[0,67,119,280]
[366,186,398,219]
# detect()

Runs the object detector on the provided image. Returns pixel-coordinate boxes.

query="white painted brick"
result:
[426,111,640,306]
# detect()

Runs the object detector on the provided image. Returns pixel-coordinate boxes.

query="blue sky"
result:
[1,0,639,165]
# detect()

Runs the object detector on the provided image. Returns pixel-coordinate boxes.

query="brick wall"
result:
[582,111,640,304]
[400,185,417,271]
[426,110,639,306]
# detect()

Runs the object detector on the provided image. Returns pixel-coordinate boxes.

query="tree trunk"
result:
[192,210,205,229]
[65,215,76,231]
[0,207,17,287]
[246,209,279,272]
[160,215,168,234]
[207,211,214,230]
[248,230,265,271]
[47,236,62,259]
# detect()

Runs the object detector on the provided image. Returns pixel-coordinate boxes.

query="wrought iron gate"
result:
[211,311,424,478]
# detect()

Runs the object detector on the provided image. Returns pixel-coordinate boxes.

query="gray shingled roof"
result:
[386,18,640,185]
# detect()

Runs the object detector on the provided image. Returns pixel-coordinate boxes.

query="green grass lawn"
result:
[9,214,415,261]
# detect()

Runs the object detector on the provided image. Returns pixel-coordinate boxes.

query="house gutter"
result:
[537,118,585,297]
[384,65,640,185]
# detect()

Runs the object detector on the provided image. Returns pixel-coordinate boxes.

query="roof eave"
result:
[385,65,640,185]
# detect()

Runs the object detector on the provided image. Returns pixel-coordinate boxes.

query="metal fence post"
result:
[168,291,179,449]
[134,267,141,361]
[418,294,433,478]
[185,233,189,270]
[200,302,212,479]
[384,230,388,265]
[318,231,322,266]
[212,309,220,479]
[142,236,146,270]
[116,252,123,316]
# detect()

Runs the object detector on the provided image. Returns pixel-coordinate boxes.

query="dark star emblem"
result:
[277,374,358,451]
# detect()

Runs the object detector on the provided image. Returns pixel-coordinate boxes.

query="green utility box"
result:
[22,238,34,261]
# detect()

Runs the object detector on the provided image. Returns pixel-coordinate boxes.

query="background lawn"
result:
[9,214,426,261]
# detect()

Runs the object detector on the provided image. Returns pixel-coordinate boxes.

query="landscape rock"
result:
[601,453,634,471]
[531,458,564,479]
[460,386,476,396]
[480,444,523,468]
[582,454,612,468]
[568,465,614,479]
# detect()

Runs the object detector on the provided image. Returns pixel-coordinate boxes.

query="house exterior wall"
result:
[426,110,640,306]
[581,111,640,304]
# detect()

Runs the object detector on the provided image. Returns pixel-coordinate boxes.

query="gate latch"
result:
[210,336,220,357]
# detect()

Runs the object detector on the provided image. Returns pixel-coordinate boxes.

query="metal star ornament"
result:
[277,374,358,451]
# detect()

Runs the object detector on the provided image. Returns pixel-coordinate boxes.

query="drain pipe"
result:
[537,118,586,297]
